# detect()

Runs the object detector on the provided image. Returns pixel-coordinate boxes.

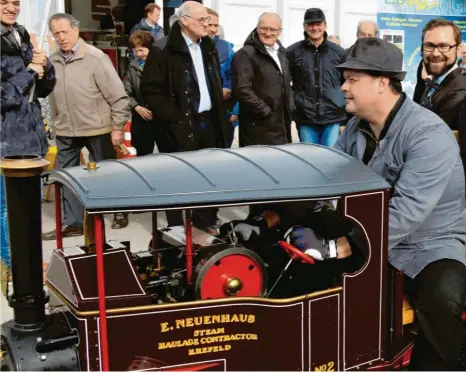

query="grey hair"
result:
[257,12,282,27]
[178,2,194,17]
[169,12,180,27]
[328,35,340,40]
[356,19,379,36]
[48,13,80,30]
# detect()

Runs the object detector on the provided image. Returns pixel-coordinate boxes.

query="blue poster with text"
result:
[377,0,466,96]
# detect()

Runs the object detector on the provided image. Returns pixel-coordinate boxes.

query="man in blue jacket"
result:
[206,7,238,146]
[1,0,56,273]
[130,3,164,41]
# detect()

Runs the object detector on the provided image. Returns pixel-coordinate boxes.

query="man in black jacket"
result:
[232,12,294,147]
[287,8,346,147]
[413,18,466,130]
[140,0,229,230]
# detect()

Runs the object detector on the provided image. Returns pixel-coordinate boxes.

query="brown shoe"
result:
[42,225,84,241]
[111,213,129,229]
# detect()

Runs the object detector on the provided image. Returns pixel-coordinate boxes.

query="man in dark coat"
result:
[413,18,466,130]
[140,1,229,230]
[286,8,347,147]
[232,12,294,147]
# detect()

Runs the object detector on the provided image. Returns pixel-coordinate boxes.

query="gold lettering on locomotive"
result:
[172,313,255,330]
[194,328,225,337]
[158,314,258,355]
[158,338,199,349]
[188,344,232,355]
[160,322,170,333]
[315,361,335,372]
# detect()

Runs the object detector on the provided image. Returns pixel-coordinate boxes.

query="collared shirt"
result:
[12,29,21,46]
[358,93,406,165]
[265,43,282,73]
[426,63,458,98]
[181,31,212,113]
[60,39,81,63]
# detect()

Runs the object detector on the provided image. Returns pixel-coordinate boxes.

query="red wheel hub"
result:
[194,248,267,300]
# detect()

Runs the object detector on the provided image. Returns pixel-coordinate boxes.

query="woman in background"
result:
[125,30,167,155]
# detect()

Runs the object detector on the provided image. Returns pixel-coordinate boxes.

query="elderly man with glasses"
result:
[232,12,294,147]
[140,1,230,233]
[413,18,466,130]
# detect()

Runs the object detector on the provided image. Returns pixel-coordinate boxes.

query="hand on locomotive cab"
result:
[285,226,352,261]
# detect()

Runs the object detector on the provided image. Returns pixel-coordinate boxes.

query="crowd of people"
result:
[1,0,466,370]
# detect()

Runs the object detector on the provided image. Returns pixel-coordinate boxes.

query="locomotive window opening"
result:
[134,199,367,304]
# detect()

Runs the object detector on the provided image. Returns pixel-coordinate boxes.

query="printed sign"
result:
[377,0,466,96]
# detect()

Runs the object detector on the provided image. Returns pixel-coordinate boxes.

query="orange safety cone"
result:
[119,121,137,159]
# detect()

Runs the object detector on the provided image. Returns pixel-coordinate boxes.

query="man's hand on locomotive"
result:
[284,226,352,261]
[221,205,357,261]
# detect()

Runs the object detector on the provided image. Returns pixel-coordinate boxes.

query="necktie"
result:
[420,78,438,108]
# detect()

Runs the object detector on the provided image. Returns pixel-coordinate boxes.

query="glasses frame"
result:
[257,26,282,35]
[422,43,458,53]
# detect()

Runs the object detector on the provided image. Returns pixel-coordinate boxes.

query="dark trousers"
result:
[56,134,115,227]
[405,259,466,370]
[131,114,169,156]
[166,111,218,228]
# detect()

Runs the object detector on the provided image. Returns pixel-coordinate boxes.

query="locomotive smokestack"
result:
[1,155,49,327]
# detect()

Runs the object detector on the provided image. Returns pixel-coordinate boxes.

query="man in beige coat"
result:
[43,13,130,240]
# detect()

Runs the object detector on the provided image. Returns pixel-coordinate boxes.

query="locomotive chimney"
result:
[1,155,50,328]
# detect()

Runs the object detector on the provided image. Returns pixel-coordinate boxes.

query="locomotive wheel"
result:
[194,247,267,300]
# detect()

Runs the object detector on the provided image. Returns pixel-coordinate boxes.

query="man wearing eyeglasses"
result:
[141,1,229,231]
[231,12,294,147]
[413,18,466,130]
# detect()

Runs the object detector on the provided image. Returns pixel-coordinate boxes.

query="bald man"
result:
[232,12,294,147]
[140,1,230,231]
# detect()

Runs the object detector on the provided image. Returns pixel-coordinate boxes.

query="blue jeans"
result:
[298,123,340,147]
[0,175,10,267]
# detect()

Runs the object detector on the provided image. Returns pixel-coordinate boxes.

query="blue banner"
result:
[165,0,184,8]
[377,0,466,96]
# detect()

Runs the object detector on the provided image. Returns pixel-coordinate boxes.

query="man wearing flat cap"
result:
[287,8,347,147]
[333,37,466,370]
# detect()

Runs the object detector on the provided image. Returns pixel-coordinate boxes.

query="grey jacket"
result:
[49,40,130,137]
[335,97,466,278]
[124,59,143,111]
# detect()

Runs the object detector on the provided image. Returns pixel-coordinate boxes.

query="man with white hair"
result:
[356,19,379,39]
[43,13,130,238]
[141,1,230,231]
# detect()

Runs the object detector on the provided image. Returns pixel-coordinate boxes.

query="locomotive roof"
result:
[48,144,390,212]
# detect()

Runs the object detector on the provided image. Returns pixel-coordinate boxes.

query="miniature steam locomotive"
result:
[1,144,428,371]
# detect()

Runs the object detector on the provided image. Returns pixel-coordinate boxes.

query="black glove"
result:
[285,226,338,261]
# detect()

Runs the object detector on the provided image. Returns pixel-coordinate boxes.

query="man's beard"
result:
[424,51,458,77]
